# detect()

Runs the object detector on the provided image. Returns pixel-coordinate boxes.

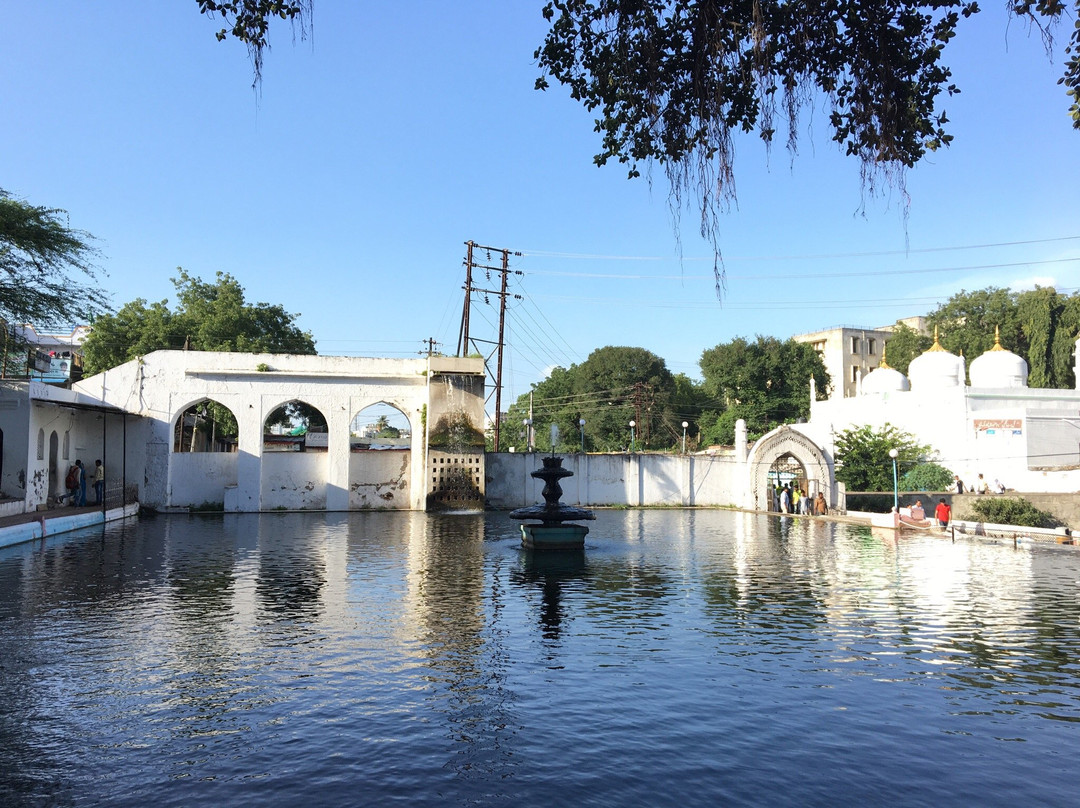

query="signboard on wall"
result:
[974,418,1022,436]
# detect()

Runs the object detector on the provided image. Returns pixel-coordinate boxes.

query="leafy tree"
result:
[927,286,1023,363]
[505,346,684,452]
[0,189,106,330]
[698,336,828,444]
[83,269,315,374]
[882,322,931,375]
[834,423,931,492]
[899,462,954,492]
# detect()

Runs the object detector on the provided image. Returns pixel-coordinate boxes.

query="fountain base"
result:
[519,523,589,550]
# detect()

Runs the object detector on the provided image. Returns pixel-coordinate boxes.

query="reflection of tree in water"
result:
[412,515,519,791]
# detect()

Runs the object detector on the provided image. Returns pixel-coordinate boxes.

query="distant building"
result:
[794,318,929,398]
[1,323,90,385]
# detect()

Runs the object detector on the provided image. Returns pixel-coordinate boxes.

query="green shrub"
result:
[899,462,954,492]
[965,497,1062,529]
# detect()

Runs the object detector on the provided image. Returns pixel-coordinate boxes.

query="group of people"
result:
[952,474,1006,495]
[63,459,105,507]
[775,484,828,516]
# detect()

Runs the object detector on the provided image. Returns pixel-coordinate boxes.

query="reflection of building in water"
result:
[402,514,518,781]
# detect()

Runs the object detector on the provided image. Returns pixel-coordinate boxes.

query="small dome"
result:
[908,327,964,390]
[969,327,1028,388]
[862,343,910,393]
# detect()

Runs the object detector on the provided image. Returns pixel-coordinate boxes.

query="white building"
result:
[1,350,487,515]
[799,329,1080,493]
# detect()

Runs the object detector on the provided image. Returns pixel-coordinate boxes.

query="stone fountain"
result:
[510,425,595,550]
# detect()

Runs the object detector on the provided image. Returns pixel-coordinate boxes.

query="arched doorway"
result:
[168,398,241,509]
[262,400,329,509]
[48,430,60,501]
[349,402,412,509]
[746,425,833,512]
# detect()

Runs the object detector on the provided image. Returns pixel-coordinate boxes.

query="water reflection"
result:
[0,510,1078,807]
[511,549,587,643]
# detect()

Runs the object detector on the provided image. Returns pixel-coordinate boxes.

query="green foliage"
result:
[834,423,931,492]
[504,346,692,452]
[82,269,315,374]
[881,322,931,375]
[965,497,1062,529]
[699,336,828,444]
[197,0,311,85]
[899,462,954,492]
[0,189,106,329]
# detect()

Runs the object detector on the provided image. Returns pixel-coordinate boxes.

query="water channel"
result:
[1,510,1078,807]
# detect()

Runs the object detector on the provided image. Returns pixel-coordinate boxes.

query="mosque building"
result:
[798,328,1080,493]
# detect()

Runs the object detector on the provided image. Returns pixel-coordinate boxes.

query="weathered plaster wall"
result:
[261,452,328,510]
[0,383,30,500]
[349,450,411,509]
[72,351,484,512]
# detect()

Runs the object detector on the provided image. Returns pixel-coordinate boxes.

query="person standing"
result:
[65,462,80,505]
[93,460,105,505]
[935,498,951,528]
[75,459,87,506]
[952,475,965,494]
[813,492,828,515]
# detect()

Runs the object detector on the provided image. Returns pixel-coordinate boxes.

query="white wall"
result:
[485,453,743,509]
[349,450,411,509]
[260,452,328,510]
[169,452,238,507]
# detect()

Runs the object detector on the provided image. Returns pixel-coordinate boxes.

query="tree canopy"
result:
[82,269,315,374]
[918,285,1080,388]
[834,423,932,492]
[698,335,828,444]
[0,189,105,332]
[504,346,690,452]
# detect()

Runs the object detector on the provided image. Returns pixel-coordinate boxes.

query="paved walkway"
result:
[0,501,139,549]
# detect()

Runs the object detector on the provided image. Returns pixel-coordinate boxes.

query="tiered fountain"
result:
[510,425,594,550]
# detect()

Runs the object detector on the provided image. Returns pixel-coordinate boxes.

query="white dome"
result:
[969,329,1028,388]
[861,343,909,393]
[908,329,964,390]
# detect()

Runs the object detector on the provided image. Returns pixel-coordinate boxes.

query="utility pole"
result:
[457,241,521,452]
[420,337,439,357]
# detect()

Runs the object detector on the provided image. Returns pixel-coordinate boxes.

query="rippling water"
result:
[1,510,1078,807]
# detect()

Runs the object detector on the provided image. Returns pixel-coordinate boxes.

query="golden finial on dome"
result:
[989,325,1005,351]
[879,341,891,369]
[927,324,946,352]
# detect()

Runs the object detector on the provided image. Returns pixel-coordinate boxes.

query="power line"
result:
[518,234,1080,263]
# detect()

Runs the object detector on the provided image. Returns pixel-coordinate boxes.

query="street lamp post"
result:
[682,421,689,454]
[888,448,899,512]
[579,418,586,453]
[629,420,636,453]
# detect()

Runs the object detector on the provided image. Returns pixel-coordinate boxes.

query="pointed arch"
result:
[746,426,832,512]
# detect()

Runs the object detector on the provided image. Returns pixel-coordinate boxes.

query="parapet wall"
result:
[484,453,742,509]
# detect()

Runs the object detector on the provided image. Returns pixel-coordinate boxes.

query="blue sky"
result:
[3,2,1078,412]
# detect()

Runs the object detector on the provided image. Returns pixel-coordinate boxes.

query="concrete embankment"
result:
[0,503,140,550]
